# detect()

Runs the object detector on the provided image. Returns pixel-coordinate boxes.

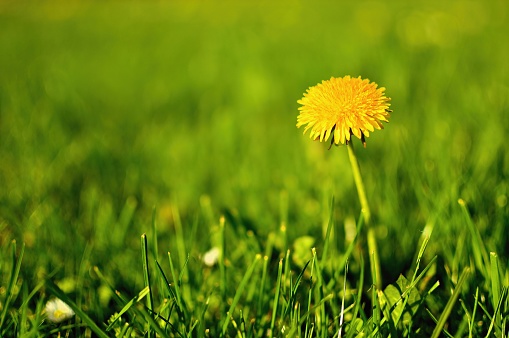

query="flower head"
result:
[203,247,221,267]
[297,76,391,146]
[44,298,75,323]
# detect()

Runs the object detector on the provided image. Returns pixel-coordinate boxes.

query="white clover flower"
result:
[45,298,75,323]
[203,247,221,267]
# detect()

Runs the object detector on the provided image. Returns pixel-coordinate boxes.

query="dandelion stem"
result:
[347,141,382,289]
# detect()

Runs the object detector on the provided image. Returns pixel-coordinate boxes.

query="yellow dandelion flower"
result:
[297,75,391,146]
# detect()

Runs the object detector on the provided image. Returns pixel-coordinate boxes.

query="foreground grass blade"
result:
[106,286,150,331]
[393,232,431,328]
[431,267,470,338]
[489,251,501,335]
[346,253,365,338]
[270,259,284,338]
[141,234,155,337]
[459,199,489,278]
[172,204,190,304]
[155,260,177,304]
[256,255,269,320]
[221,254,262,336]
[45,280,109,338]
[485,287,506,338]
[286,293,334,337]
[304,250,317,337]
[337,261,348,338]
[219,215,227,321]
[469,287,479,338]
[0,240,24,332]
[371,250,381,335]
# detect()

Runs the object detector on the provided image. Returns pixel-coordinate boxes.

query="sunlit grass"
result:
[1,1,509,336]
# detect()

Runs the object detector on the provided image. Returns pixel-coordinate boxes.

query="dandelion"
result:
[297,75,391,147]
[296,75,392,288]
[44,298,75,323]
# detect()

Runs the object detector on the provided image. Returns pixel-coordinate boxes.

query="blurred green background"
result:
[1,0,508,303]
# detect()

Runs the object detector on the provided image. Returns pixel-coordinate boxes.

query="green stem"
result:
[347,141,382,289]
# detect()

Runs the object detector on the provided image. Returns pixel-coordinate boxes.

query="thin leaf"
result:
[431,267,470,338]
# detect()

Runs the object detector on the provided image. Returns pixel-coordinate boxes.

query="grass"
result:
[1,1,509,336]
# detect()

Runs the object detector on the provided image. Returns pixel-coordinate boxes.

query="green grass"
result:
[1,1,509,336]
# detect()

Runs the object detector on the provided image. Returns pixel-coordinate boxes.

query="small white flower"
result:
[45,298,75,323]
[203,247,221,267]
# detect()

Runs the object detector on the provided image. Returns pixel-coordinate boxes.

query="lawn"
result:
[1,1,508,336]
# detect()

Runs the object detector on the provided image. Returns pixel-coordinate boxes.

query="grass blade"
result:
[489,252,501,334]
[270,259,283,338]
[337,261,348,338]
[0,240,24,331]
[168,252,185,318]
[346,252,365,338]
[371,250,381,335]
[221,254,262,336]
[458,199,489,277]
[256,255,269,320]
[431,267,470,338]
[469,287,479,338]
[172,204,190,304]
[106,286,150,331]
[485,288,506,338]
[141,233,155,337]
